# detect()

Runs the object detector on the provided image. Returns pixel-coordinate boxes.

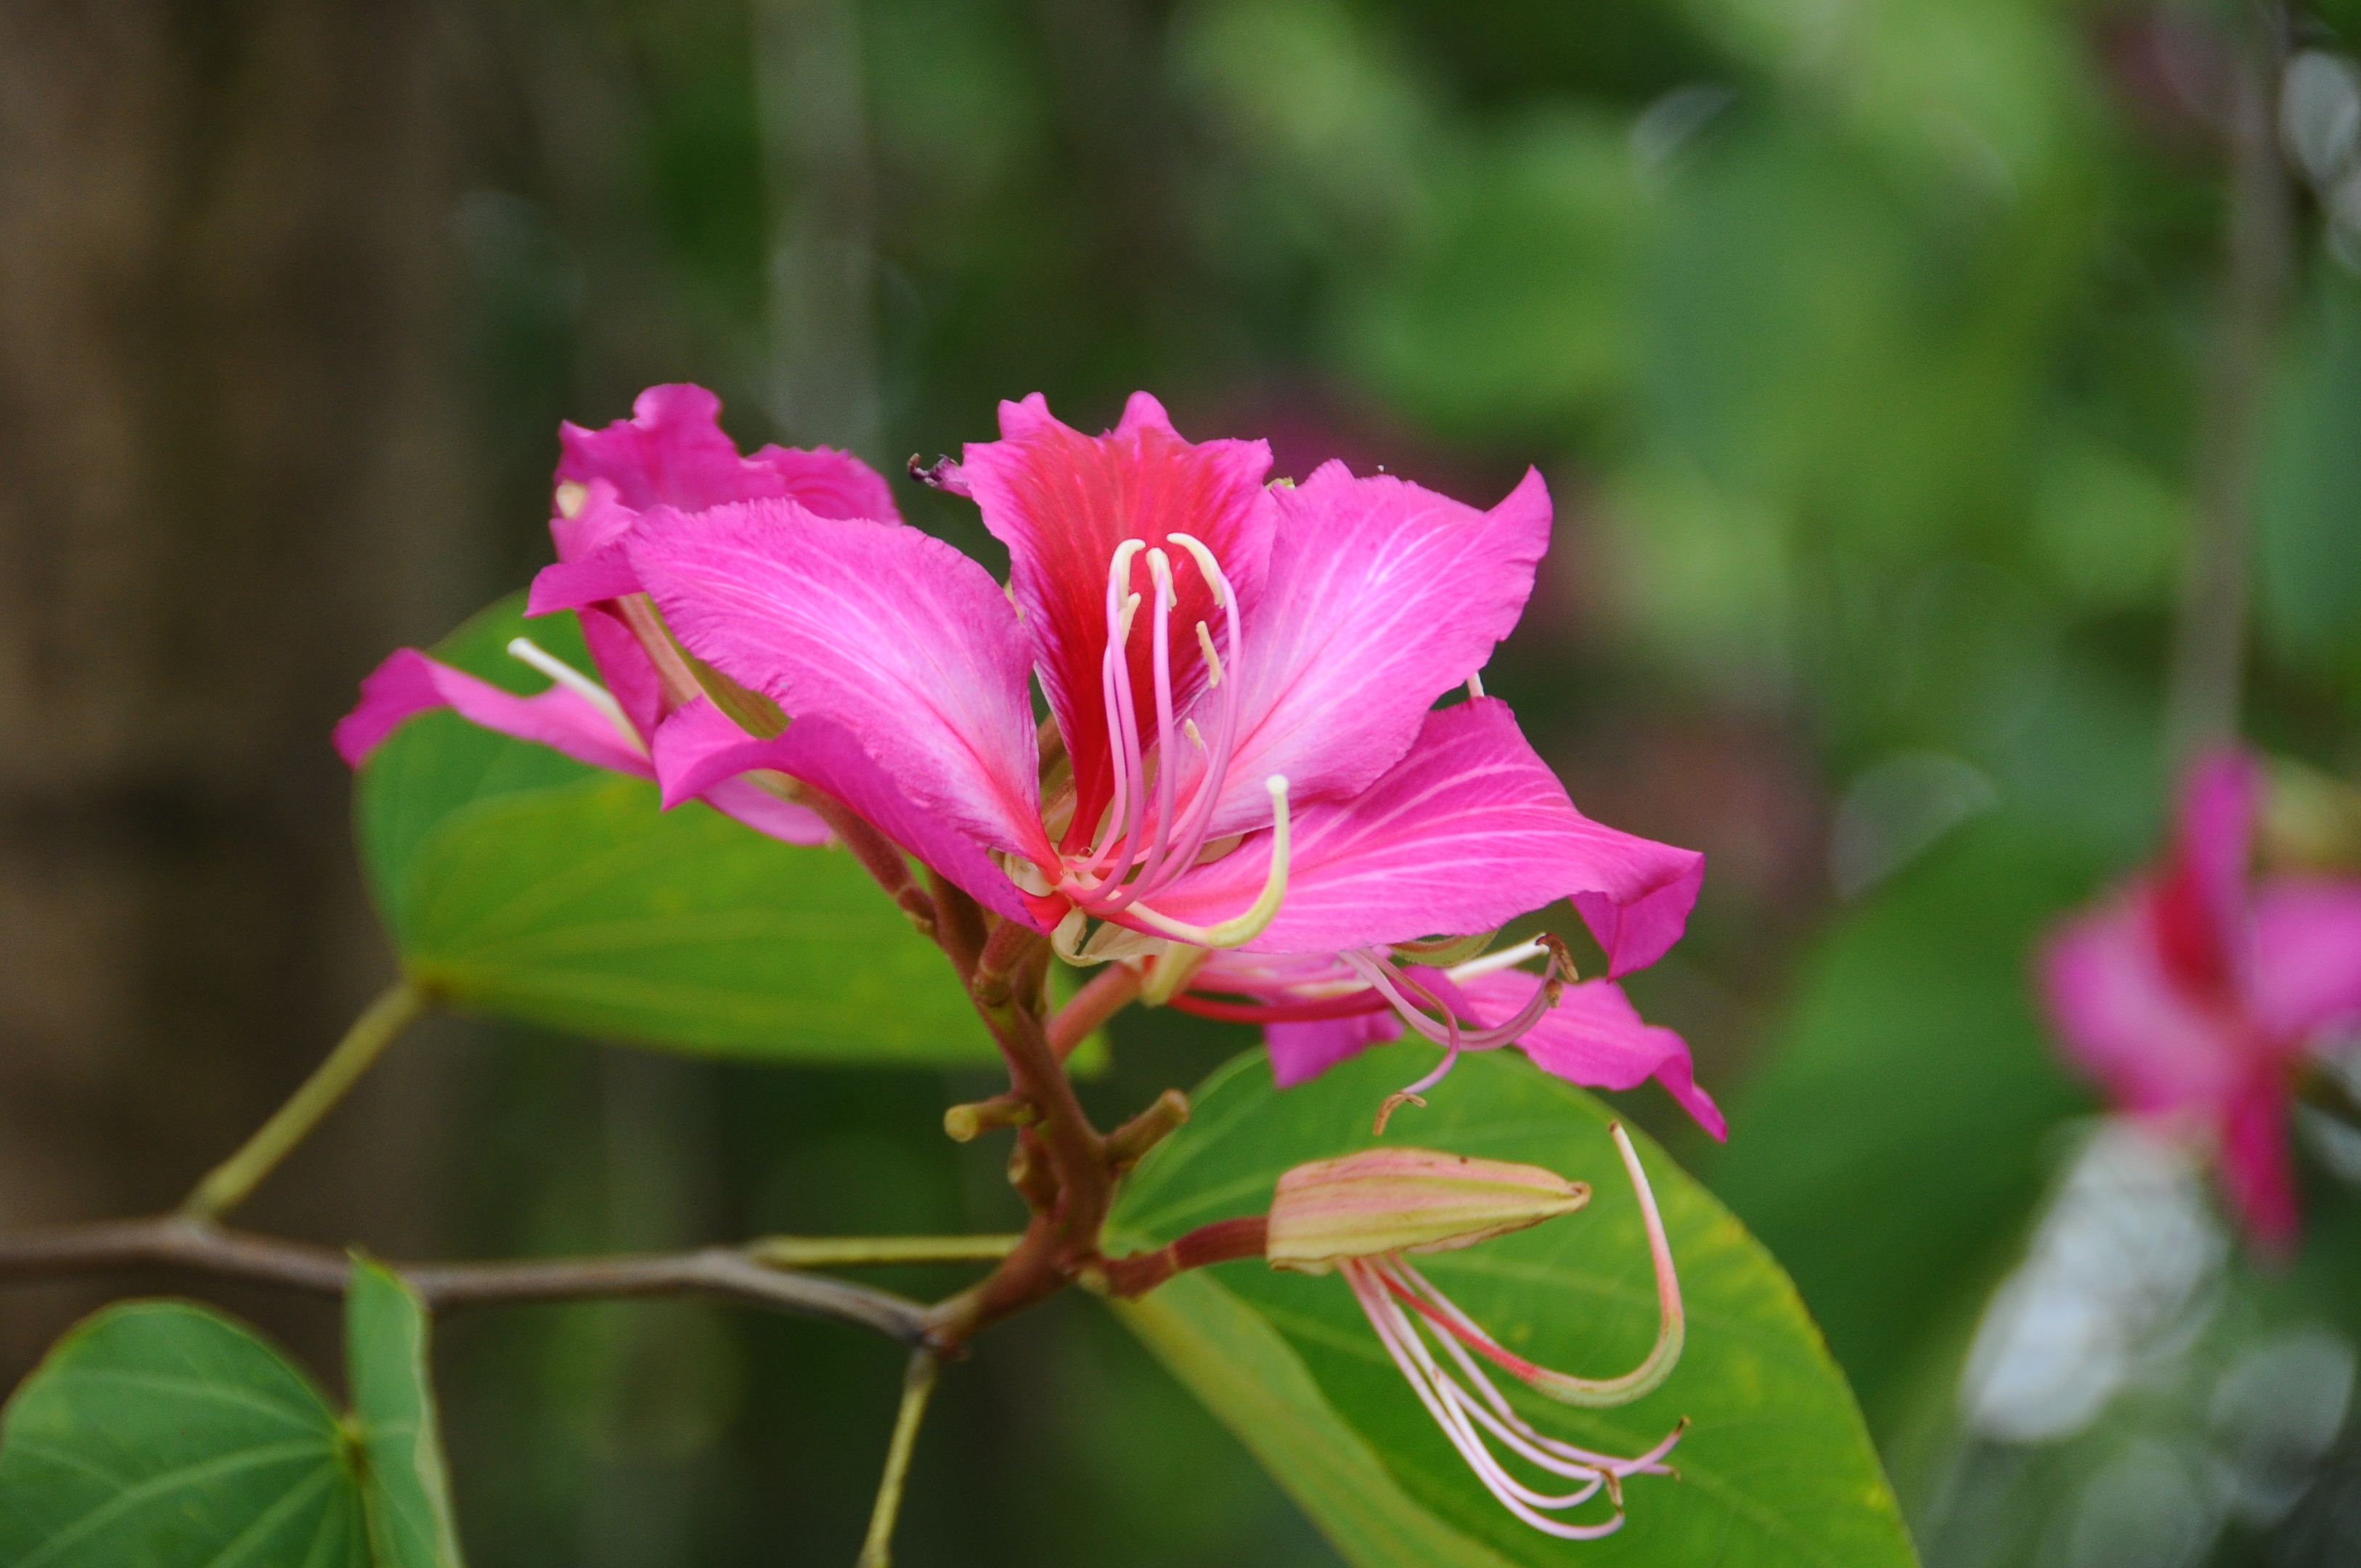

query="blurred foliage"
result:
[289,0,2361,1561]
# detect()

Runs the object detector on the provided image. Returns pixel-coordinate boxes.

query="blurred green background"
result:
[5,0,2361,1563]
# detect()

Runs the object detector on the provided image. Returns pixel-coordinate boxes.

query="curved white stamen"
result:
[1114,776,1289,947]
[1446,939,1548,982]
[1067,530,1253,915]
[1084,540,1151,886]
[1149,547,1179,611]
[1141,535,1244,885]
[1467,671,1487,700]
[1388,1259,1682,1477]
[508,637,640,751]
[1385,1130,1684,1410]
[1165,532,1228,607]
[1343,1261,1633,1538]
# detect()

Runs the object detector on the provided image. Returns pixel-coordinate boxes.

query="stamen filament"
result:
[1390,1126,1685,1409]
[507,637,640,751]
[1344,1261,1631,1539]
[1116,776,1291,947]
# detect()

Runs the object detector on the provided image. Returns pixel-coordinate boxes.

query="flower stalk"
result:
[857,1349,942,1568]
[181,980,431,1220]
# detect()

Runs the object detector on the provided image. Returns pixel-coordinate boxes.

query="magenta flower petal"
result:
[947,392,1277,844]
[576,605,667,739]
[2249,878,2361,1045]
[527,550,644,617]
[694,774,836,846]
[1268,1010,1407,1088]
[646,704,1037,920]
[772,719,1045,923]
[333,649,648,777]
[2150,748,2261,995]
[627,501,1048,862]
[1455,971,1727,1141]
[2220,1078,2300,1254]
[634,700,830,846]
[1199,465,1553,838]
[2040,894,2244,1117]
[1572,854,1707,980]
[557,383,899,522]
[1142,698,1702,956]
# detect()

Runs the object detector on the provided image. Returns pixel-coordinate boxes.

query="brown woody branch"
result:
[0,1215,938,1347]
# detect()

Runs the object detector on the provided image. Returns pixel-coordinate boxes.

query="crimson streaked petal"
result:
[1141,698,1701,957]
[2152,749,2261,995]
[953,391,1276,838]
[627,500,1048,863]
[1194,464,1552,838]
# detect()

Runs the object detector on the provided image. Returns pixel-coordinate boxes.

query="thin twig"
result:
[2166,3,2292,761]
[743,1233,1023,1268]
[1049,963,1141,1060]
[857,1349,942,1568]
[181,981,431,1220]
[926,870,989,982]
[0,1216,937,1347]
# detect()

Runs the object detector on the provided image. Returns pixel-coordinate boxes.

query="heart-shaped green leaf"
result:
[0,1261,462,1567]
[351,593,993,1065]
[1106,1043,1919,1568]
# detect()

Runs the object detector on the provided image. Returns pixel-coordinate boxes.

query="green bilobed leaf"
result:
[0,1281,468,1567]
[1106,1045,1918,1568]
[0,1301,368,1567]
[352,592,992,1065]
[347,1260,464,1568]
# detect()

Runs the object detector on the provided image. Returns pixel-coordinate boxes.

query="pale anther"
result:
[1147,547,1179,612]
[1184,718,1206,750]
[1165,531,1229,608]
[1196,621,1223,685]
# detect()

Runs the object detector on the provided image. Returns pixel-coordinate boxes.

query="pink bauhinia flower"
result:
[332,384,898,844]
[1163,942,1727,1140]
[585,391,1703,981]
[2042,749,2361,1249]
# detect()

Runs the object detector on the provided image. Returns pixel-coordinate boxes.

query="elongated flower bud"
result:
[1265,1148,1589,1275]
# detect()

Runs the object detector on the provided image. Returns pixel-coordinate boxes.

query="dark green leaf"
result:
[352,592,993,1065]
[1106,1044,1919,1568]
[347,1260,465,1568]
[0,1278,468,1568]
[0,1301,362,1567]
